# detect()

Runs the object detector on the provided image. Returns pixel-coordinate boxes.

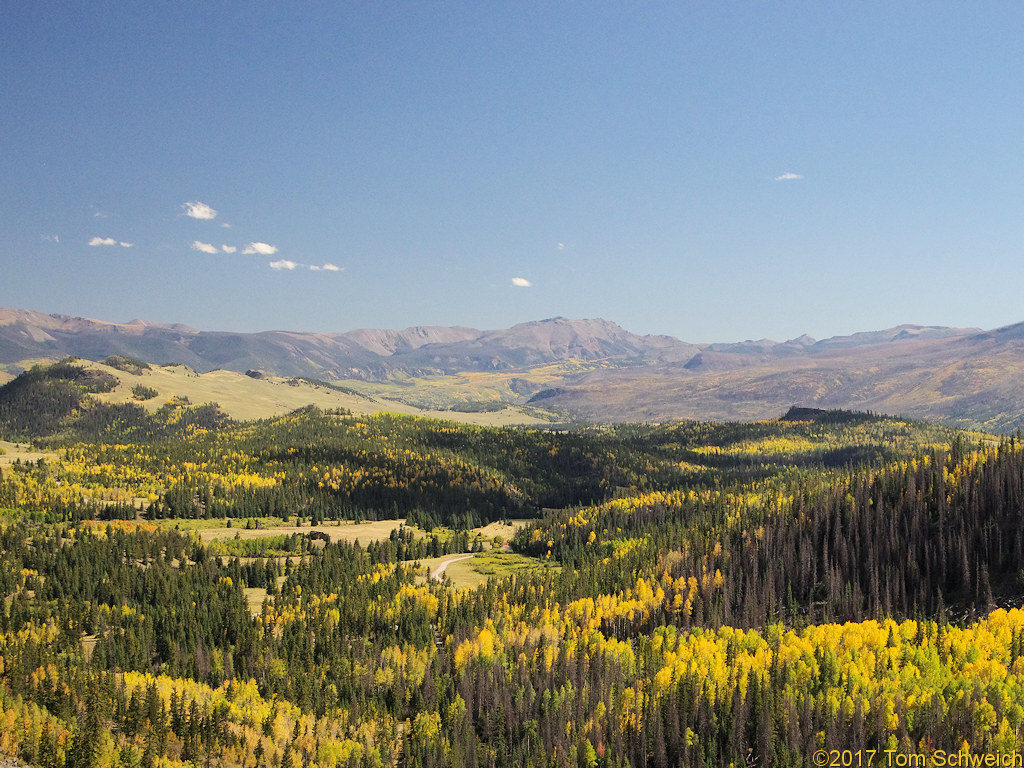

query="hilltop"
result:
[0,357,556,436]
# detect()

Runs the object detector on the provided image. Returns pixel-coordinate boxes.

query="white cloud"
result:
[774,172,803,181]
[221,245,237,254]
[90,237,133,247]
[191,240,219,254]
[557,242,566,251]
[511,277,532,287]
[244,242,278,255]
[268,260,342,273]
[41,234,59,243]
[183,201,217,220]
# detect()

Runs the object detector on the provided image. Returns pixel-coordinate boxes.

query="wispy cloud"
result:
[182,201,217,220]
[41,234,59,243]
[271,260,343,272]
[244,242,277,255]
[221,245,237,254]
[191,240,219,254]
[774,172,803,181]
[89,237,132,247]
[511,277,532,287]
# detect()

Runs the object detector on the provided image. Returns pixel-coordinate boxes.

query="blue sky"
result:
[2,3,1022,342]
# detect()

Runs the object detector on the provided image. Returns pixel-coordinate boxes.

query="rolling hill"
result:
[7,306,1024,431]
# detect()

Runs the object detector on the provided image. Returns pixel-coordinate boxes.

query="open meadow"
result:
[191,517,410,544]
[415,549,557,589]
[170,517,531,545]
[0,440,55,467]
[81,359,555,425]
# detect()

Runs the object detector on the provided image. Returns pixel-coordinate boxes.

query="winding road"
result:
[430,554,475,581]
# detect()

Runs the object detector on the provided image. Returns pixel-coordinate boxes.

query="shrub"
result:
[103,355,152,373]
[131,384,159,401]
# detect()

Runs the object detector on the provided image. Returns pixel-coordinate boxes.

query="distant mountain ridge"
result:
[0,309,706,377]
[9,306,1024,431]
[0,307,977,377]
[528,322,1024,431]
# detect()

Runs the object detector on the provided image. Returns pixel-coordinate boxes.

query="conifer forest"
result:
[1,361,1024,767]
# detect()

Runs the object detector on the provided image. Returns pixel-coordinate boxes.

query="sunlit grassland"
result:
[76,359,557,425]
[87,361,389,421]
[334,361,611,415]
[470,518,531,540]
[189,516,553,591]
[162,517,533,545]
[414,550,558,589]
[243,586,270,615]
[422,518,531,545]
[0,440,57,467]
[184,518,412,544]
[0,358,56,382]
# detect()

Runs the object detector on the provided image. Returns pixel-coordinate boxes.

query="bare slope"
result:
[530,326,1024,431]
[79,360,556,425]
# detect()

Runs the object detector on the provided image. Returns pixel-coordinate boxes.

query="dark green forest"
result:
[0,361,1022,767]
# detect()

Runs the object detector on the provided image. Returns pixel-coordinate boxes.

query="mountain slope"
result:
[0,311,700,378]
[9,307,1024,431]
[530,327,1024,430]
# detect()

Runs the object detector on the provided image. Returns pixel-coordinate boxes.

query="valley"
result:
[0,358,1023,765]
[6,3,1017,765]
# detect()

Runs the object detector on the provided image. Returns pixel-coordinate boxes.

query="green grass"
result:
[467,550,556,579]
[415,550,557,589]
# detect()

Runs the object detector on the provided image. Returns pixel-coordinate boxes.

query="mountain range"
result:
[0,308,700,378]
[4,306,1024,431]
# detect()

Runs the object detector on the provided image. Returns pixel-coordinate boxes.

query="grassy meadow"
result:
[83,359,557,425]
[414,550,558,589]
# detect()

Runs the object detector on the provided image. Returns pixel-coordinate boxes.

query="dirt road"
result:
[430,554,475,581]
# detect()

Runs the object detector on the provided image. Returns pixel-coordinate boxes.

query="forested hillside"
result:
[0,361,1022,767]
